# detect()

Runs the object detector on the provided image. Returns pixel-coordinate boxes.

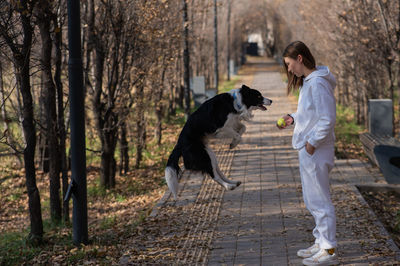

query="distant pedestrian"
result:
[277,41,338,266]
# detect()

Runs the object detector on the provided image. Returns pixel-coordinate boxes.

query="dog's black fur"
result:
[165,85,272,199]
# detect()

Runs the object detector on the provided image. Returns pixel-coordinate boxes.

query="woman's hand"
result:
[305,141,315,155]
[277,115,293,129]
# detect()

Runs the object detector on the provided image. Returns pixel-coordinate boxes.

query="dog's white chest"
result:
[212,113,242,138]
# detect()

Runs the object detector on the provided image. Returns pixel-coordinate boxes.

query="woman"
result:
[278,41,338,266]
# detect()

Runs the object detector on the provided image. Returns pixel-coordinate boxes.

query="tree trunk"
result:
[387,58,395,136]
[398,64,400,136]
[135,84,146,169]
[168,83,176,118]
[155,68,166,145]
[213,0,219,91]
[100,129,117,188]
[100,149,112,188]
[93,47,109,187]
[37,5,62,223]
[53,13,69,223]
[92,45,118,188]
[227,0,231,81]
[182,0,191,117]
[0,60,9,134]
[398,2,400,137]
[176,57,184,109]
[16,5,43,242]
[119,121,129,175]
[0,60,22,164]
[38,80,49,173]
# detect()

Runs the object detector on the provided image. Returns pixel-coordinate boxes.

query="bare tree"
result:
[0,0,43,243]
[0,59,22,163]
[52,0,69,223]
[213,0,219,91]
[226,0,232,80]
[183,0,191,117]
[35,0,62,223]
[86,0,151,186]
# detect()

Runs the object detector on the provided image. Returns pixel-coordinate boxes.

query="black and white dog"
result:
[165,85,272,199]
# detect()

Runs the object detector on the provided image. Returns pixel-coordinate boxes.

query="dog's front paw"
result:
[230,139,241,149]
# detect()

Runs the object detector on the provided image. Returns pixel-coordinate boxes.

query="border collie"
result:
[165,85,272,199]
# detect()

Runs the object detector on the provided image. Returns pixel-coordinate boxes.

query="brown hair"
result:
[282,41,316,94]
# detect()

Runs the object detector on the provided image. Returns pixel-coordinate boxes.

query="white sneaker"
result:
[297,243,320,258]
[302,248,339,266]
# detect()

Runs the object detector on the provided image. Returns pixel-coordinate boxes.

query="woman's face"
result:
[284,55,303,77]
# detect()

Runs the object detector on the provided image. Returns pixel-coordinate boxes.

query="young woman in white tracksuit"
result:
[278,41,339,266]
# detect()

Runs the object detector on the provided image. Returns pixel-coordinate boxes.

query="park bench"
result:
[359,99,400,184]
[360,134,400,184]
[360,132,400,166]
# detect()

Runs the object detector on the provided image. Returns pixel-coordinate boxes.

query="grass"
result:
[0,219,74,265]
[87,180,107,198]
[0,231,40,265]
[334,104,365,159]
[218,76,241,93]
[67,249,87,264]
[115,193,126,203]
[335,104,364,143]
[7,190,22,201]
[99,215,117,230]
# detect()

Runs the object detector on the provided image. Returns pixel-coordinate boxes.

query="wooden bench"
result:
[360,132,400,166]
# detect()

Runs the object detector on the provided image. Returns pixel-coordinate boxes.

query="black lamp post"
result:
[66,0,88,245]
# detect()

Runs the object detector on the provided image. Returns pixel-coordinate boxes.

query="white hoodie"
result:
[290,66,336,150]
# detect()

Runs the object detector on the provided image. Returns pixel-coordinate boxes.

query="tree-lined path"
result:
[2,1,400,264]
[120,57,400,265]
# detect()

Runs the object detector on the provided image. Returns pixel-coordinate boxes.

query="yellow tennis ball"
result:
[277,118,286,127]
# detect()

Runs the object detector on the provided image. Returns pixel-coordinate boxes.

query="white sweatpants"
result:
[298,144,336,249]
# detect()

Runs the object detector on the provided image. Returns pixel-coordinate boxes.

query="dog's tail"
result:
[165,146,182,200]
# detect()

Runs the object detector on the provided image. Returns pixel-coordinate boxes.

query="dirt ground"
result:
[361,190,400,249]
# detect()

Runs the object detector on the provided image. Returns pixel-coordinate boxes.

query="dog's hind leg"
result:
[211,149,241,185]
[217,167,241,186]
[205,146,241,188]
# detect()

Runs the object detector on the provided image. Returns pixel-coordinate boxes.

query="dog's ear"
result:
[241,84,250,91]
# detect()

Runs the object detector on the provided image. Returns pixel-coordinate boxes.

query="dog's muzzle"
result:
[258,98,272,111]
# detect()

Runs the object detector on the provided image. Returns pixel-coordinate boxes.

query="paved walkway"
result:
[132,58,400,265]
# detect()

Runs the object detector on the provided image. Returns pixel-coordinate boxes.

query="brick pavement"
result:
[148,58,400,265]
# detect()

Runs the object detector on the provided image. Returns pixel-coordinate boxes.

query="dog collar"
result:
[233,92,243,111]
